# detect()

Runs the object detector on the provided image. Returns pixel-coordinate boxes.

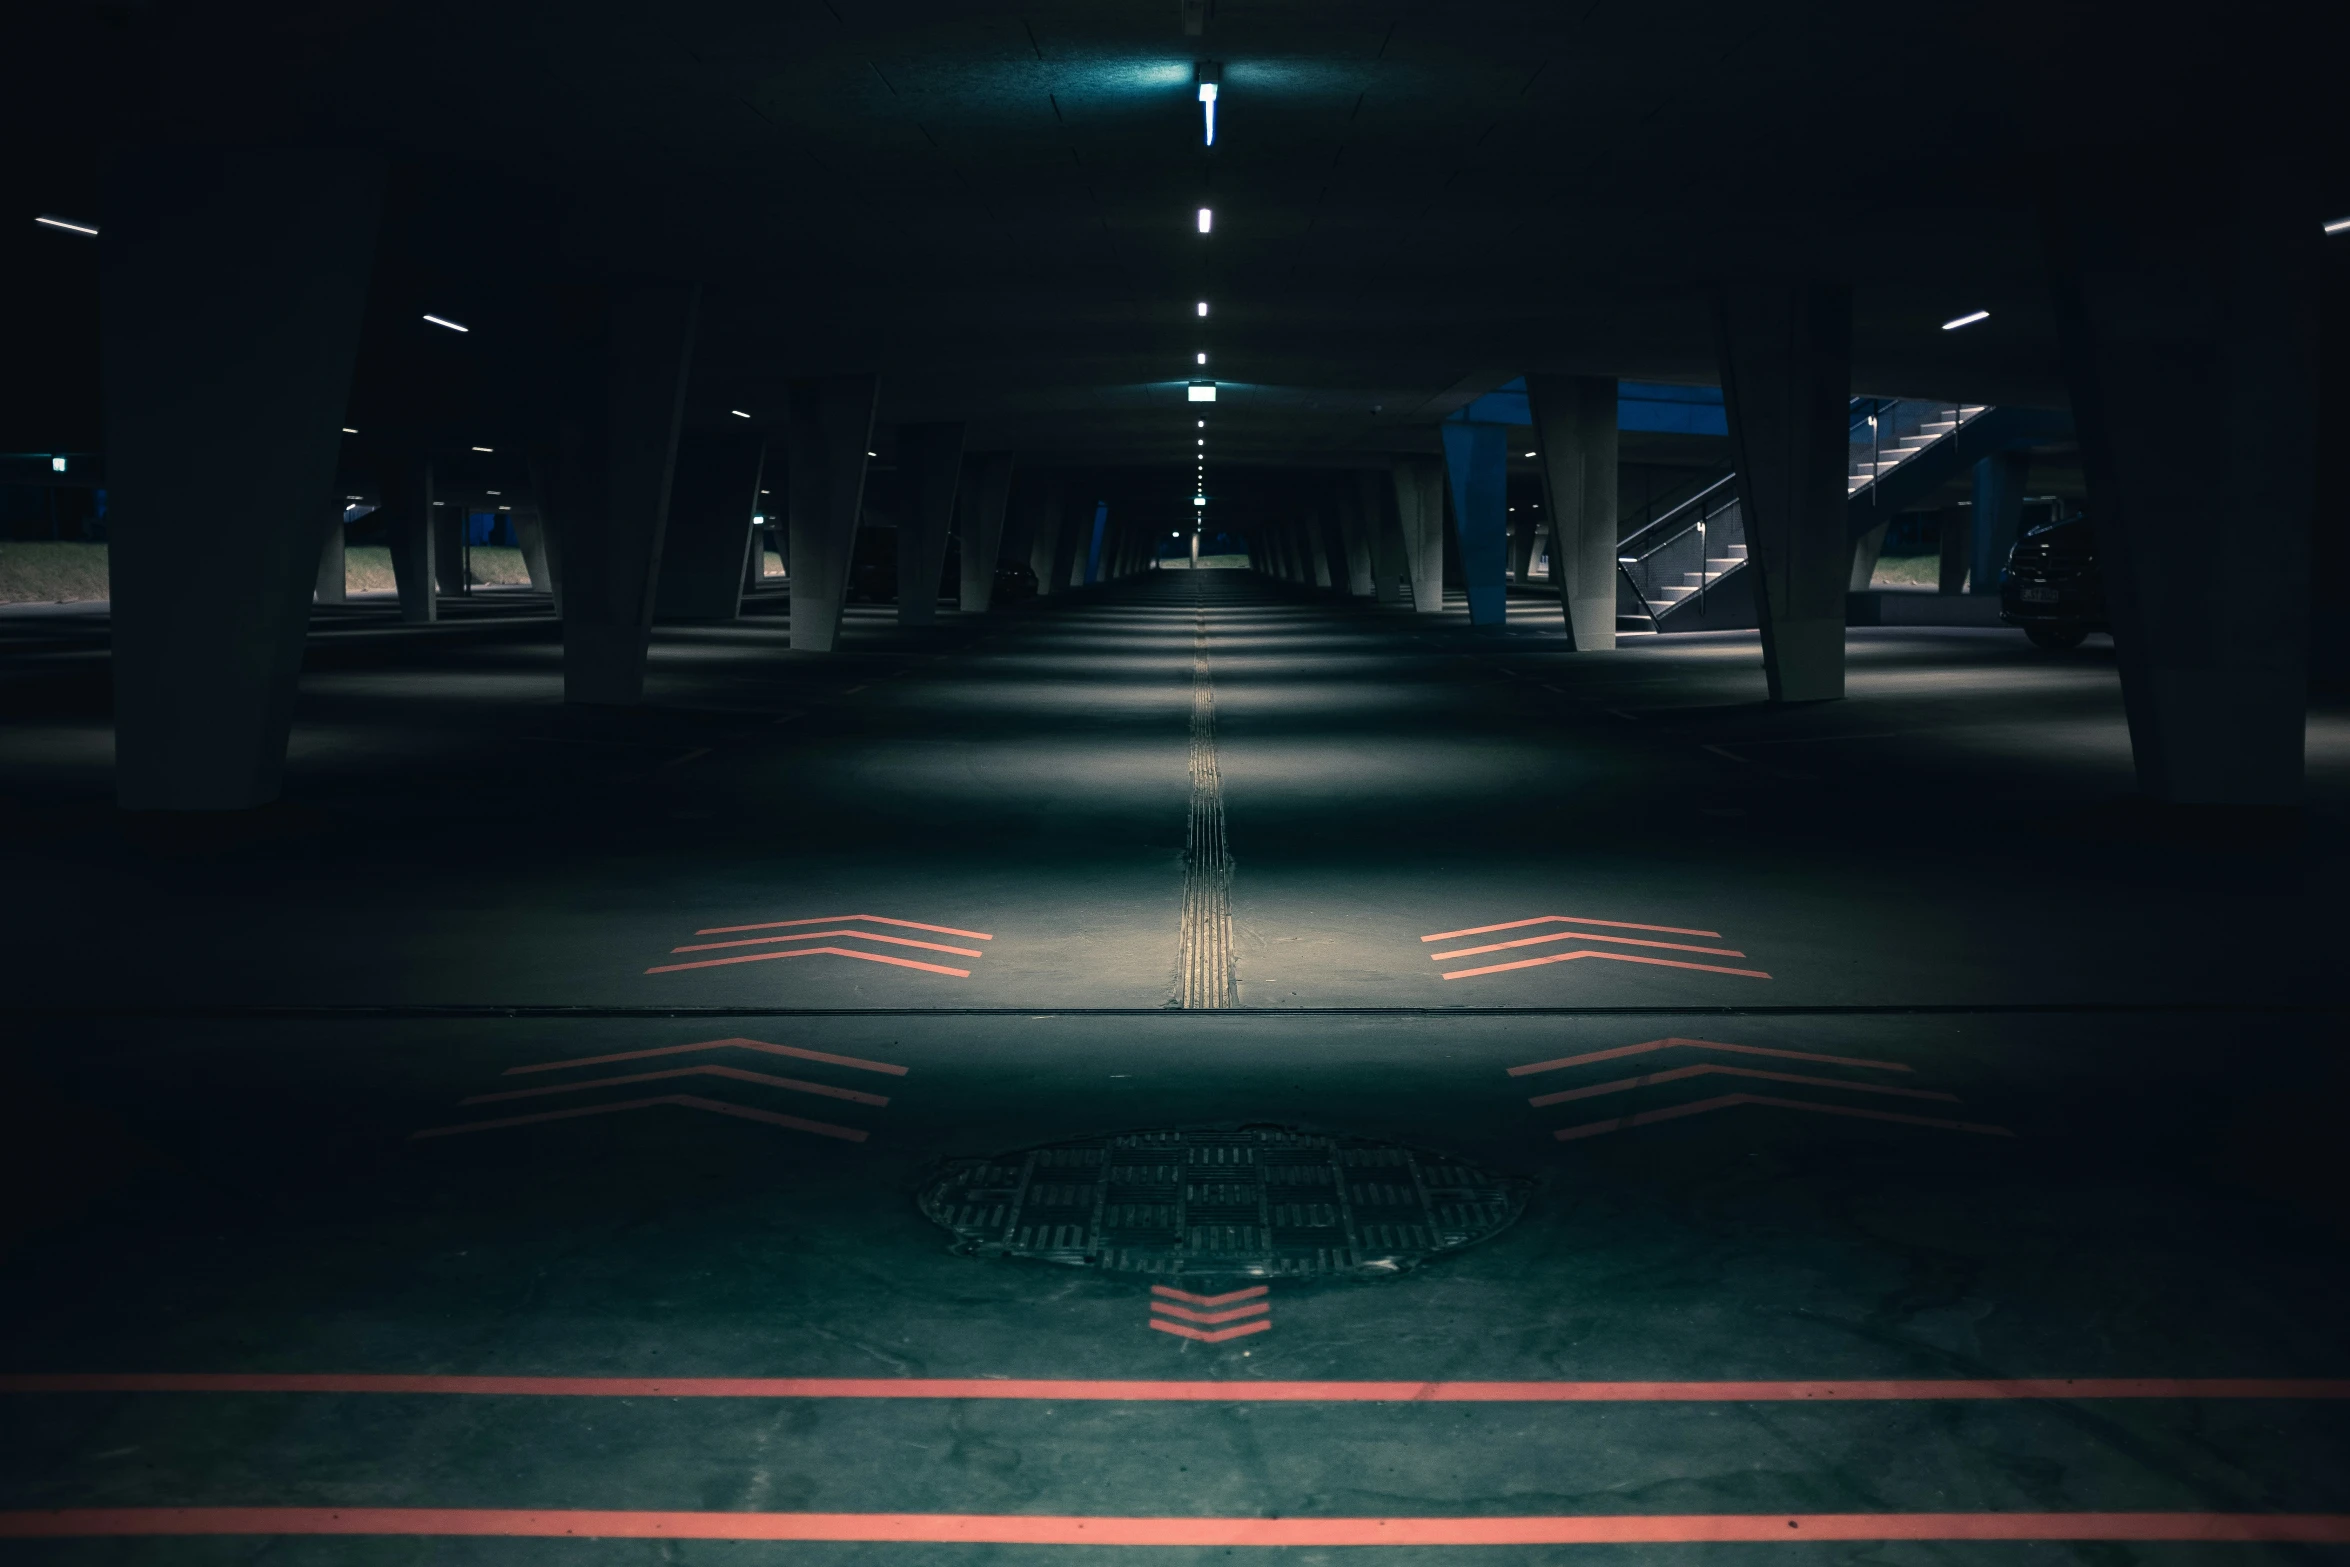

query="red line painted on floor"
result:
[1150,1285,1270,1308]
[9,1375,2341,1402]
[1150,1302,1271,1326]
[647,947,970,977]
[696,914,993,940]
[461,1065,889,1109]
[1149,1318,1273,1344]
[4,1509,2344,1545]
[1444,950,1771,981]
[1554,1092,2010,1142]
[670,930,985,958]
[505,1037,908,1079]
[1508,1037,1911,1078]
[1422,914,1721,942]
[1528,1063,1958,1110]
[1431,930,1748,961]
[410,1094,867,1143]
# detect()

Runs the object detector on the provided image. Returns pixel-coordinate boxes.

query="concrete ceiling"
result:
[5,0,2341,480]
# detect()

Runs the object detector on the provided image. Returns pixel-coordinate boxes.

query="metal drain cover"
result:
[917,1126,1530,1282]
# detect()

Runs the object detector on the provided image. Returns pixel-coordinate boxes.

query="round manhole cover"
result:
[917,1126,1530,1282]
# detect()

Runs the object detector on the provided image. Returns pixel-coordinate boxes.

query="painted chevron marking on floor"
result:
[1150,1283,1270,1342]
[410,1094,868,1142]
[4,1509,2346,1545]
[1507,1037,1911,1078]
[504,1037,908,1079]
[9,1375,2345,1401]
[1444,949,1772,981]
[648,913,993,978]
[1526,1063,1958,1110]
[1554,1092,2013,1142]
[459,1064,890,1109]
[1426,914,1767,981]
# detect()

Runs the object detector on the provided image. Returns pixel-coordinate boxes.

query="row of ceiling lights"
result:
[1188,60,1222,520]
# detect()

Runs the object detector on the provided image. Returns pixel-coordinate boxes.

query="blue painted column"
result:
[1440,420,1509,625]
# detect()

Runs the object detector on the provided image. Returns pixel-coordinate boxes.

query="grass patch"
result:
[1870,553,1954,590]
[0,541,110,604]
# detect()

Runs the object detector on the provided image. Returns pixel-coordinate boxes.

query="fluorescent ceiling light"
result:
[51,456,67,472]
[1193,495,1207,506]
[730,409,751,419]
[471,445,493,452]
[1189,381,1216,402]
[1197,207,1212,233]
[1196,301,1209,317]
[34,214,97,236]
[342,427,357,434]
[424,314,469,333]
[486,490,501,495]
[1196,352,1207,364]
[1523,450,1536,457]
[1198,82,1219,146]
[2326,216,2350,235]
[1940,309,1990,331]
[1197,420,1204,427]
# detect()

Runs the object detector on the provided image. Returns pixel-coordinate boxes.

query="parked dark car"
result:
[2000,515,2105,650]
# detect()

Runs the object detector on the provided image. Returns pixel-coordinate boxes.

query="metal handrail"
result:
[1616,472,1739,560]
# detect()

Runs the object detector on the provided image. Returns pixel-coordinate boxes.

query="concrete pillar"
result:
[314,511,348,604]
[958,451,1015,612]
[1190,529,1201,568]
[893,422,965,624]
[783,373,879,652]
[546,282,699,700]
[1715,281,1853,702]
[383,456,437,623]
[1392,457,1446,612]
[1024,476,1065,595]
[515,509,557,599]
[433,501,468,596]
[1849,521,1888,591]
[1968,452,2030,596]
[1440,421,1509,625]
[1057,494,1093,589]
[654,425,764,622]
[1304,513,1334,589]
[1333,481,1375,597]
[1508,518,1539,585]
[102,146,382,810]
[1362,469,1407,604]
[1527,373,1620,650]
[2045,156,2319,803]
[1937,506,1972,594]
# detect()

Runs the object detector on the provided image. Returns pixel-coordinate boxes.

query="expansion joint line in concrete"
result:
[1178,590,1236,1008]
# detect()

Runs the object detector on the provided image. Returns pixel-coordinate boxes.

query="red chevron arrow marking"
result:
[669,931,985,959]
[1553,1092,2012,1143]
[1152,1302,1271,1326]
[1430,930,1747,961]
[1508,1037,1910,1078]
[1528,1063,1957,1110]
[1151,1285,1269,1307]
[460,1065,888,1110]
[1422,914,1722,942]
[697,914,993,941]
[411,1095,867,1143]
[1443,949,1771,981]
[503,1038,908,1079]
[1150,1318,1274,1344]
[647,946,971,977]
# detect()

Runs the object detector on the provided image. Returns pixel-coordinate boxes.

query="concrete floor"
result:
[2,572,2347,1560]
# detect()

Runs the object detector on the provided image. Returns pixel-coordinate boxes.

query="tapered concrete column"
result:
[1304,513,1334,588]
[1333,482,1375,596]
[894,422,965,624]
[1392,457,1446,612]
[1715,282,1853,701]
[382,457,437,623]
[433,502,468,595]
[654,425,763,623]
[2046,157,2319,803]
[1440,421,1509,625]
[1527,373,1620,650]
[958,451,1015,611]
[515,508,558,601]
[102,147,382,810]
[1968,452,2030,596]
[1849,522,1888,591]
[1937,506,1971,594]
[1363,470,1407,603]
[1057,495,1094,589]
[1508,520,1539,584]
[546,283,699,699]
[314,511,347,604]
[784,374,878,652]
[1025,477,1066,595]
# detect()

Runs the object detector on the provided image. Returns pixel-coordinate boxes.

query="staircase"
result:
[1616,398,1992,633]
